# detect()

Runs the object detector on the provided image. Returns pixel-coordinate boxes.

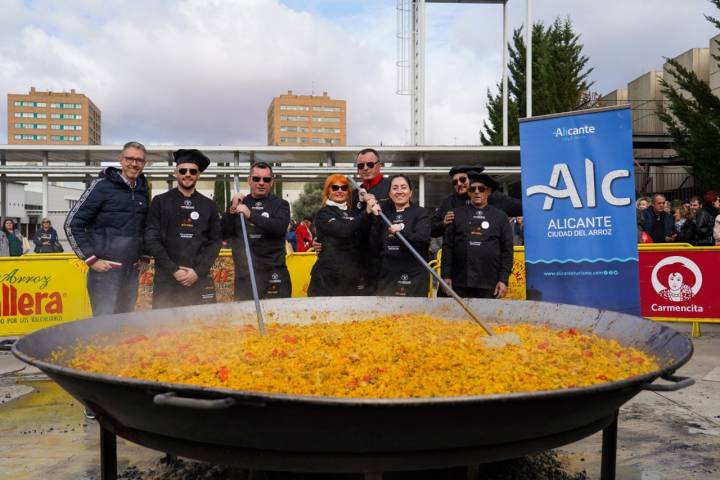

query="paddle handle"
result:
[233,175,266,336]
[346,176,494,336]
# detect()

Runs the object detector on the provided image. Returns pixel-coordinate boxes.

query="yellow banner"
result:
[1,247,528,336]
[0,254,91,336]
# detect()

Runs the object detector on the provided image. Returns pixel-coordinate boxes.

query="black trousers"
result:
[152,273,216,309]
[234,266,292,301]
[453,286,495,299]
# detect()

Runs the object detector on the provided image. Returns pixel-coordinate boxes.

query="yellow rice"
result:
[65,314,659,398]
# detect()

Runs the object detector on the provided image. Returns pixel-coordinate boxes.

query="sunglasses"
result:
[178,168,198,175]
[468,185,488,193]
[452,176,468,186]
[330,184,349,192]
[356,162,376,170]
[252,176,273,183]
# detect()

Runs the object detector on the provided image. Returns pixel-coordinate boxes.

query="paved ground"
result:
[1,322,718,480]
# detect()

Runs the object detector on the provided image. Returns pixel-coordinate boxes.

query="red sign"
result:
[640,250,720,319]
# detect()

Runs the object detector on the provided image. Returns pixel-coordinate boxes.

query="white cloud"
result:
[0,0,718,146]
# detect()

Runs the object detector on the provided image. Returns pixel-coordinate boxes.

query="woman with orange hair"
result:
[308,174,373,296]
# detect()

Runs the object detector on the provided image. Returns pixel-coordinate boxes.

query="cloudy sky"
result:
[0,0,717,146]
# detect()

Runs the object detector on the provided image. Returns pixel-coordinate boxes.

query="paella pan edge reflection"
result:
[56,313,660,398]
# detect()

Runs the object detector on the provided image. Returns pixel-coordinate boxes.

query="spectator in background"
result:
[2,219,27,256]
[690,192,717,246]
[295,216,314,252]
[663,200,673,215]
[286,220,298,252]
[510,216,524,246]
[673,205,696,244]
[636,197,651,210]
[642,194,675,243]
[33,218,63,253]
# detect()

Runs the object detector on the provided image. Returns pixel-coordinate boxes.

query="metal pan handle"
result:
[154,392,237,410]
[642,374,694,392]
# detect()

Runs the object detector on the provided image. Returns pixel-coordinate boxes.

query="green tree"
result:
[658,0,720,189]
[481,18,594,145]
[292,182,324,220]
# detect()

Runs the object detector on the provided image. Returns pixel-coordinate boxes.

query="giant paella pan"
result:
[13,297,693,473]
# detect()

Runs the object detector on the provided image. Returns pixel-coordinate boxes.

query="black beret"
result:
[467,171,499,191]
[173,149,210,172]
[448,164,485,177]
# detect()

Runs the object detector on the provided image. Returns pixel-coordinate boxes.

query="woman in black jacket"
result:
[672,205,696,244]
[369,175,430,297]
[308,174,372,296]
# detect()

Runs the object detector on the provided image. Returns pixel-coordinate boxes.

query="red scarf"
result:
[362,174,383,191]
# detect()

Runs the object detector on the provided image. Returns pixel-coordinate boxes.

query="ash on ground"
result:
[116,451,586,480]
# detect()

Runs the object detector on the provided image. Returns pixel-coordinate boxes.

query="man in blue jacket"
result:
[65,141,150,316]
[642,193,676,243]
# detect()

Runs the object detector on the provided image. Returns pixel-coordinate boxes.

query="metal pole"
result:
[100,426,117,480]
[42,151,49,218]
[1,152,6,220]
[418,153,425,207]
[411,0,426,146]
[502,0,508,145]
[526,0,533,118]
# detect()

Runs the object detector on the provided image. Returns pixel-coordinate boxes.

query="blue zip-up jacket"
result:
[64,167,149,265]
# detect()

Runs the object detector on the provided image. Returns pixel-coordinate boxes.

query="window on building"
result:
[280,136,309,143]
[50,103,60,108]
[279,126,309,133]
[279,115,309,122]
[17,134,47,140]
[311,138,341,144]
[312,106,342,112]
[36,102,46,107]
[312,127,341,134]
[280,105,310,111]
[313,117,340,123]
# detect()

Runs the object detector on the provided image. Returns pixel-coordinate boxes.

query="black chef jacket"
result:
[441,203,513,290]
[350,176,391,294]
[144,189,222,308]
[221,193,292,300]
[371,203,431,297]
[308,205,371,296]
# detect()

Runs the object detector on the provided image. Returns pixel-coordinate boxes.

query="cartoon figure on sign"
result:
[651,256,702,303]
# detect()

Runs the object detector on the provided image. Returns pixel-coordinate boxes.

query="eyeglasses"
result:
[252,176,273,183]
[468,185,488,193]
[356,162,376,170]
[178,168,198,175]
[122,156,146,165]
[330,184,349,192]
[452,176,468,186]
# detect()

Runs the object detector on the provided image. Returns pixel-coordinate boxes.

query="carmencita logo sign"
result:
[651,256,702,303]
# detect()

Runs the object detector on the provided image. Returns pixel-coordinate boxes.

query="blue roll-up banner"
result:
[519,106,640,314]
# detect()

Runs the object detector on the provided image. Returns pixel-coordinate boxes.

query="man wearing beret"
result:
[144,149,222,308]
[441,171,514,299]
[431,164,523,238]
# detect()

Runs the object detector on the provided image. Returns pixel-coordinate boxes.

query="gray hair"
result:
[651,193,666,203]
[122,141,146,154]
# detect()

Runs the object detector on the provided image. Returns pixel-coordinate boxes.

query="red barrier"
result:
[639,247,720,326]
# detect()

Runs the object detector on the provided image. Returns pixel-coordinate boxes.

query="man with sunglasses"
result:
[441,171,514,299]
[65,141,150,316]
[351,148,391,294]
[144,149,222,308]
[431,165,522,238]
[223,162,292,300]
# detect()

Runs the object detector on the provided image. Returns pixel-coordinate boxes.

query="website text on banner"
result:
[640,248,720,322]
[520,106,640,314]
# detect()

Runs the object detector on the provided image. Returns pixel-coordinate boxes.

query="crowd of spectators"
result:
[637,191,720,246]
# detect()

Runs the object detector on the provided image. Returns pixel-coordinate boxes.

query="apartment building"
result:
[267,90,346,146]
[7,87,101,145]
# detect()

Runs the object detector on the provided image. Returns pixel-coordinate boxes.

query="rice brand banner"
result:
[639,249,720,320]
[0,255,92,335]
[519,106,640,314]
